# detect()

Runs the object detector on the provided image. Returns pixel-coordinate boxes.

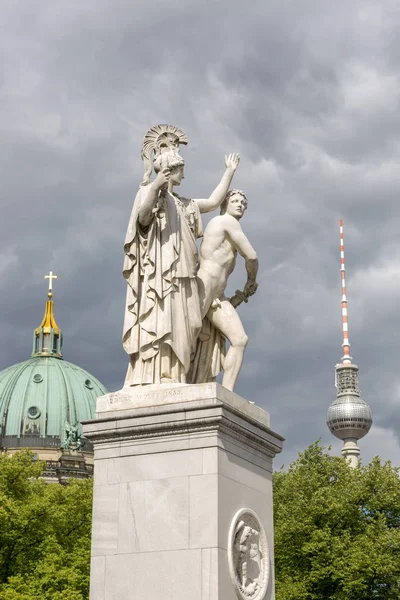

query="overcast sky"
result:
[1,0,400,468]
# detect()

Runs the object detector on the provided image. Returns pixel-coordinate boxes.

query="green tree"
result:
[0,450,92,600]
[273,441,400,600]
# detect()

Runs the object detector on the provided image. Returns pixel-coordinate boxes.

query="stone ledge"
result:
[96,382,270,426]
[82,383,284,460]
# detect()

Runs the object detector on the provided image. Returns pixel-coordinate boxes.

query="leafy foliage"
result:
[0,450,92,600]
[273,441,400,600]
[2,442,400,599]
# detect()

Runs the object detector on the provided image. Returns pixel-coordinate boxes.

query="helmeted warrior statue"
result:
[122,124,240,385]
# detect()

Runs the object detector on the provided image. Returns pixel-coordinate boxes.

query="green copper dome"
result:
[0,357,107,449]
[0,279,107,450]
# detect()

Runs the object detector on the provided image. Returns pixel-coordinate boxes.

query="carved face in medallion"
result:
[228,509,270,600]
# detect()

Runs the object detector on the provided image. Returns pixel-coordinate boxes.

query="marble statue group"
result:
[122,124,258,391]
[87,125,280,600]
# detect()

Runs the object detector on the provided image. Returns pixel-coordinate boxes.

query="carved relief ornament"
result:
[228,509,270,600]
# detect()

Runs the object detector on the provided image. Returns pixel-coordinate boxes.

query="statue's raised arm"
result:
[194,153,240,214]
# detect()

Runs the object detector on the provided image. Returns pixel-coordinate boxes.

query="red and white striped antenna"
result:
[340,219,352,363]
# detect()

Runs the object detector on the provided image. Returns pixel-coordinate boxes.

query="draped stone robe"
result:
[122,186,203,385]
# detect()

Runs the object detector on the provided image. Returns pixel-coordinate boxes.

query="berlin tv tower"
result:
[326,220,372,467]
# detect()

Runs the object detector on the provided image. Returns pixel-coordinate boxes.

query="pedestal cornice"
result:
[82,383,284,460]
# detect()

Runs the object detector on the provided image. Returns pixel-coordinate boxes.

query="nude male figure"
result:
[196,190,258,391]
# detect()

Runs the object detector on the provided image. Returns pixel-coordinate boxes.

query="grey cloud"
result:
[2,0,400,468]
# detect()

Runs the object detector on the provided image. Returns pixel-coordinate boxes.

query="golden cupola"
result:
[32,271,63,358]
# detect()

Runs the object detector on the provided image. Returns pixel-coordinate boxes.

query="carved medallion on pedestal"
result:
[228,509,270,600]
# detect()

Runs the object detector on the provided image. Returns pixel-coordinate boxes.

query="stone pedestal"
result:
[83,383,284,600]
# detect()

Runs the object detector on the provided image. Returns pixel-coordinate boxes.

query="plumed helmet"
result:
[140,124,188,186]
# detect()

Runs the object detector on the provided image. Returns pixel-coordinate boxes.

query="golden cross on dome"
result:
[44,271,58,298]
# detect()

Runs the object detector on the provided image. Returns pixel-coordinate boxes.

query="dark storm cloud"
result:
[1,0,400,467]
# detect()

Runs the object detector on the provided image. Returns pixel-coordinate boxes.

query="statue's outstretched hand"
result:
[225,153,240,172]
[244,281,258,298]
[229,282,257,309]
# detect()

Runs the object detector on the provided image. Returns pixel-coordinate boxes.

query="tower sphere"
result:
[327,393,372,441]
